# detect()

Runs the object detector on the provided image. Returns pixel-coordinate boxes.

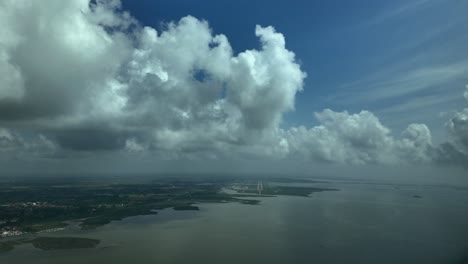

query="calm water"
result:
[2,180,468,264]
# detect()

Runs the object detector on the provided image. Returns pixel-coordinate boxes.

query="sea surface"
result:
[2,179,468,264]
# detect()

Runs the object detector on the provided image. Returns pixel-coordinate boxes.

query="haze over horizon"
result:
[0,0,467,176]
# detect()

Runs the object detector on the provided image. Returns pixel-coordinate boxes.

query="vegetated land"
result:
[0,179,258,232]
[0,176,339,236]
[236,184,339,197]
[0,237,100,253]
[29,237,100,250]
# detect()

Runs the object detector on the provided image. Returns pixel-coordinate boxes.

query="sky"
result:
[121,0,468,136]
[0,0,467,175]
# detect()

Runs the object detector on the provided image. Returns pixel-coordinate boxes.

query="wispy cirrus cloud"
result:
[353,0,434,29]
[332,61,468,105]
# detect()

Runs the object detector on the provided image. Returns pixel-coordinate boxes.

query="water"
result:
[2,180,468,264]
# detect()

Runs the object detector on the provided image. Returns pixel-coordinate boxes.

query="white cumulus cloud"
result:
[284,110,434,165]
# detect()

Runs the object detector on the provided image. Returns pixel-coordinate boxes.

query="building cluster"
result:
[1,201,50,208]
[0,227,24,238]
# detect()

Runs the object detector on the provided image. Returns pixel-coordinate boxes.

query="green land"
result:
[0,237,100,253]
[0,176,339,243]
[29,237,100,250]
[238,184,339,197]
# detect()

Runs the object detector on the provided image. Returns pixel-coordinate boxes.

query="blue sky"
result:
[122,0,468,141]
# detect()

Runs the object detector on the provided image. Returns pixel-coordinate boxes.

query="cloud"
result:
[125,17,305,146]
[0,0,132,122]
[0,0,305,158]
[440,85,468,163]
[332,61,468,106]
[353,0,433,29]
[283,85,468,167]
[397,123,435,162]
[0,0,466,170]
[0,127,57,160]
[465,86,468,101]
[284,110,434,165]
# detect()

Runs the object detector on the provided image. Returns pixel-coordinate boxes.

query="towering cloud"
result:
[0,0,466,169]
[437,85,468,165]
[123,17,305,158]
[448,86,468,151]
[285,110,434,165]
[0,0,132,121]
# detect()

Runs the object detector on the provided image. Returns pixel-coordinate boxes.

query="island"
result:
[0,237,100,253]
